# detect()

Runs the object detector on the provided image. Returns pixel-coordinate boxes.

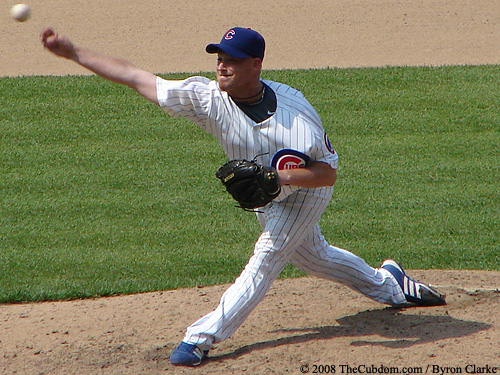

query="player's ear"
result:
[253,58,263,70]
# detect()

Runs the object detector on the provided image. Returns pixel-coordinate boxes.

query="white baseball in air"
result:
[10,3,31,22]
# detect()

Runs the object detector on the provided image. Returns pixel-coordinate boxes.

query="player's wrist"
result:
[276,170,292,186]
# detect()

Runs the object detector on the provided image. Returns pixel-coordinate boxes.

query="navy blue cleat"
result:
[170,342,208,366]
[382,260,446,306]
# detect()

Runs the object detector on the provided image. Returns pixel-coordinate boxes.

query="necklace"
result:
[231,84,265,102]
[250,87,265,105]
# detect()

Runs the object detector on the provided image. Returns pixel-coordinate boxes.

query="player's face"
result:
[216,52,262,97]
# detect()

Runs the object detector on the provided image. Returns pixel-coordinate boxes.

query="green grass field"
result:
[1,65,498,303]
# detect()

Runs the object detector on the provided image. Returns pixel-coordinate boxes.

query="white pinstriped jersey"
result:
[156,76,338,201]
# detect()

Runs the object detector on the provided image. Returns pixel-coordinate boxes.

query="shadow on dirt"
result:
[208,306,490,361]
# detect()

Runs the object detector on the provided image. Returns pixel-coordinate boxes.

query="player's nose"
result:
[217,60,226,71]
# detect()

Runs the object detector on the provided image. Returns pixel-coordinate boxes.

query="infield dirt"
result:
[1,0,500,374]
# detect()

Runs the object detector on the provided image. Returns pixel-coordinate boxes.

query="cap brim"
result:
[205,43,251,58]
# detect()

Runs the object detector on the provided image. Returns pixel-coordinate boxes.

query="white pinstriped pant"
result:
[183,186,405,350]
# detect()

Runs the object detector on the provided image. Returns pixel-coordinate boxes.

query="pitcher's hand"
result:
[41,27,76,59]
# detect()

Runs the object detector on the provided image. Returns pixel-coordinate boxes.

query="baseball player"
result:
[40,26,445,367]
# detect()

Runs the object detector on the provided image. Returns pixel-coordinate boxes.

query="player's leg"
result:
[289,225,406,304]
[171,236,292,366]
[172,191,330,364]
[181,239,291,347]
[290,225,445,305]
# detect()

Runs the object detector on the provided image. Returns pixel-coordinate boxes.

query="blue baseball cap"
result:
[206,27,265,59]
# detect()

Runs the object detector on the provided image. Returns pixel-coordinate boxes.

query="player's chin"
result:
[217,75,232,90]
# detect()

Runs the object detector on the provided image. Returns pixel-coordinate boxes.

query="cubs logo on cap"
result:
[224,30,236,40]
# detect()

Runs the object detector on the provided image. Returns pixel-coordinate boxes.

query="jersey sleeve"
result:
[314,131,339,170]
[265,80,338,171]
[269,114,339,171]
[156,76,215,126]
[268,118,339,202]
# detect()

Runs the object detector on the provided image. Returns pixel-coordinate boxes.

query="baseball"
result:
[10,3,31,22]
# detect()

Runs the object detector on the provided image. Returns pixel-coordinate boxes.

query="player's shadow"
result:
[208,306,490,362]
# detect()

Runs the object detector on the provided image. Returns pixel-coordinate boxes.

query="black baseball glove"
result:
[216,159,281,210]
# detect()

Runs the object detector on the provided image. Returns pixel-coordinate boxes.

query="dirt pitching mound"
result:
[1,272,500,374]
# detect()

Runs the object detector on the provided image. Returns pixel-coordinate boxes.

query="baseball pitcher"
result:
[40,26,445,367]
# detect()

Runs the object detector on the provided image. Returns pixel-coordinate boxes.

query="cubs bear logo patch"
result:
[324,133,336,155]
[324,133,335,154]
[271,149,310,170]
